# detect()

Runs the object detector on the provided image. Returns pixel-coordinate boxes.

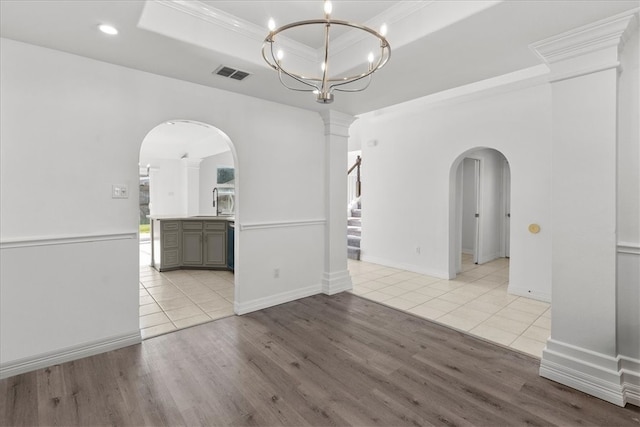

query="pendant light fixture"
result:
[262,1,391,104]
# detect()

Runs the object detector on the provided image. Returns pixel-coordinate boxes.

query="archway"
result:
[449,147,510,279]
[138,120,239,339]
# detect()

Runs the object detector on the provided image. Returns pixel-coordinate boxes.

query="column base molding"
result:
[321,270,352,295]
[540,338,639,407]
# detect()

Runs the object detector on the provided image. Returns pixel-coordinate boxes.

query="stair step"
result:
[351,208,361,218]
[347,246,361,260]
[347,235,361,248]
[348,218,361,227]
[347,226,361,236]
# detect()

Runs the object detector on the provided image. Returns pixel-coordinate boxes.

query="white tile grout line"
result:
[139,267,235,337]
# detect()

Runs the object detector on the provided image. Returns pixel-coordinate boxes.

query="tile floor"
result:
[348,254,551,358]
[139,238,234,339]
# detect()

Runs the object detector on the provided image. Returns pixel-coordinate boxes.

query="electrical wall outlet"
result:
[274,268,280,278]
[112,184,129,199]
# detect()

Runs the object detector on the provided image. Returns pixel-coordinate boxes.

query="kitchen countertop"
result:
[150,215,234,221]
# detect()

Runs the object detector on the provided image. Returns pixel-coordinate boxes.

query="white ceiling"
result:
[4,0,636,161]
[1,0,638,115]
[139,120,232,165]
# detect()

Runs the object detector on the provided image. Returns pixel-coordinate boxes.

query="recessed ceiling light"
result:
[98,24,118,35]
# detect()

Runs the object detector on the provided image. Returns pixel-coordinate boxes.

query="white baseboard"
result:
[621,356,640,406]
[235,284,321,315]
[0,331,141,379]
[539,338,638,407]
[508,284,551,303]
[322,269,352,295]
[360,255,449,279]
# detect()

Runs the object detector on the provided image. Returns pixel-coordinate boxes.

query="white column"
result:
[531,12,637,406]
[147,167,160,216]
[183,158,202,217]
[320,110,356,295]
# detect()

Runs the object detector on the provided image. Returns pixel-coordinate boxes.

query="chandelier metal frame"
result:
[262,5,391,104]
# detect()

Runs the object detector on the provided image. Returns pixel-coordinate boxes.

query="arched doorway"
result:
[449,147,510,278]
[138,120,239,339]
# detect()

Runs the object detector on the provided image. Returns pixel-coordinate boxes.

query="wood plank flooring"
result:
[1,293,639,426]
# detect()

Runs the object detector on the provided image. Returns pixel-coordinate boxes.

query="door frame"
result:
[448,147,511,279]
[501,159,511,258]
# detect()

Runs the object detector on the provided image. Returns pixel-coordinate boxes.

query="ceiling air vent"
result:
[214,66,250,81]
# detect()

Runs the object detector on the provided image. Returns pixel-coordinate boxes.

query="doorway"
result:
[138,120,238,339]
[451,148,510,278]
[461,158,480,264]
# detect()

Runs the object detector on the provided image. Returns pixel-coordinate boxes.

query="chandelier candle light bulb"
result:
[324,1,332,16]
[262,0,391,104]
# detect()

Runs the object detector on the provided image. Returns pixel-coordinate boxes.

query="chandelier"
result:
[262,1,391,104]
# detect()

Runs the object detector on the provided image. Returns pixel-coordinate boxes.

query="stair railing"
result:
[347,155,362,201]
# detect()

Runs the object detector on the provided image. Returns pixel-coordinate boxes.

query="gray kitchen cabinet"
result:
[151,218,228,271]
[182,222,204,266]
[204,222,227,267]
[151,219,181,271]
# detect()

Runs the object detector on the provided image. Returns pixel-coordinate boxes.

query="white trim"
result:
[530,10,638,64]
[320,110,358,136]
[540,338,630,407]
[330,1,433,56]
[361,64,550,120]
[234,284,321,315]
[0,232,138,249]
[547,61,621,84]
[239,219,325,231]
[618,242,640,255]
[540,359,624,407]
[621,356,640,406]
[164,0,318,63]
[321,269,353,295]
[360,254,449,279]
[0,332,141,379]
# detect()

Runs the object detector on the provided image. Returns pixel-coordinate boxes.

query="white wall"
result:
[199,151,234,215]
[352,82,552,301]
[149,159,186,216]
[0,38,326,373]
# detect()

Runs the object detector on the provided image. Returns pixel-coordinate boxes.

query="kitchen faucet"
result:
[212,187,220,215]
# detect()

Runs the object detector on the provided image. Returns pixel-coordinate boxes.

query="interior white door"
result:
[473,159,481,264]
[461,158,481,264]
[503,160,511,258]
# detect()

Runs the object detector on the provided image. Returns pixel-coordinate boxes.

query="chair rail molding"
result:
[0,232,138,249]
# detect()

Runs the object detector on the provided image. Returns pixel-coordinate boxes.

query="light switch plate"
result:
[112,184,129,199]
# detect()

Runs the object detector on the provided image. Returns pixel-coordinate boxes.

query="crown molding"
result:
[329,1,435,56]
[161,0,437,65]
[319,110,357,137]
[530,9,639,64]
[161,0,318,63]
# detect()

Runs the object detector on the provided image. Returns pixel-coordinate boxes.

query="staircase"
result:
[348,200,362,260]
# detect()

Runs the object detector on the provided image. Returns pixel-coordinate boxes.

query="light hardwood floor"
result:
[2,293,638,426]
